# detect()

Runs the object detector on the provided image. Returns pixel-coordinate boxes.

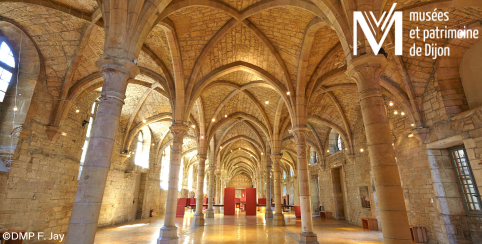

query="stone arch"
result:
[0,20,41,170]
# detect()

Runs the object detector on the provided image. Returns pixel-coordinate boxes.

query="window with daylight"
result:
[0,41,15,102]
[283,171,286,179]
[449,146,482,213]
[160,146,171,190]
[178,157,184,191]
[135,132,144,166]
[187,165,193,191]
[329,129,343,154]
[79,102,98,180]
[310,149,317,165]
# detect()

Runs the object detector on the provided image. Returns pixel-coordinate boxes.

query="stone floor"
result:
[94,209,383,244]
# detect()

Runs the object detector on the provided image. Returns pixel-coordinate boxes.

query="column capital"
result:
[270,154,282,161]
[96,54,140,78]
[197,154,207,161]
[169,123,189,138]
[347,55,387,84]
[289,126,310,142]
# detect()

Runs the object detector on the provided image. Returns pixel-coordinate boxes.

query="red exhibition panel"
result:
[294,206,301,219]
[189,198,196,206]
[245,188,257,216]
[235,198,240,203]
[224,188,235,215]
[176,198,188,218]
[258,198,266,206]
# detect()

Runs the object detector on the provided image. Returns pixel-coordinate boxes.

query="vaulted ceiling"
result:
[2,0,481,184]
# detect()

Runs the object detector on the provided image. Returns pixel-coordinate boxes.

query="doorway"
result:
[332,167,345,220]
[130,173,142,221]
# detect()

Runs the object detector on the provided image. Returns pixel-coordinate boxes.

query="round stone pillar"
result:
[271,154,285,226]
[348,55,412,244]
[65,56,139,244]
[157,123,189,244]
[265,161,273,219]
[192,154,207,226]
[206,164,215,218]
[292,127,318,244]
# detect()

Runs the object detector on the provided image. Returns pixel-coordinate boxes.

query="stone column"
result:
[348,55,412,244]
[158,123,189,244]
[65,57,139,244]
[292,127,318,244]
[293,175,300,206]
[206,164,215,218]
[214,171,221,213]
[263,172,267,198]
[265,160,273,219]
[286,175,292,205]
[271,154,285,226]
[192,154,207,226]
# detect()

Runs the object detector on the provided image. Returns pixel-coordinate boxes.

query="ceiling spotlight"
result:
[127,154,131,158]
[394,111,398,115]
[411,123,415,127]
[408,133,414,138]
[61,132,67,136]
[143,120,146,123]
[225,114,227,118]
[212,118,215,122]
[360,148,364,152]
[12,106,18,111]
[326,150,330,153]
[261,153,264,155]
[389,101,394,106]
[401,112,405,116]
[192,125,196,128]
[75,109,80,113]
[265,101,269,104]
[152,143,155,146]
[286,92,290,95]
[220,146,223,149]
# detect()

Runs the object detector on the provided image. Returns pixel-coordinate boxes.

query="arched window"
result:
[283,171,286,179]
[0,41,15,102]
[160,146,170,190]
[187,165,193,191]
[329,129,343,154]
[79,101,98,180]
[178,157,184,191]
[135,132,144,166]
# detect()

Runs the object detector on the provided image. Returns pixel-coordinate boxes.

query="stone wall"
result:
[0,81,166,241]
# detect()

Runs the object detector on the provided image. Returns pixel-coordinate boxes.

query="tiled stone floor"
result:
[94,209,383,244]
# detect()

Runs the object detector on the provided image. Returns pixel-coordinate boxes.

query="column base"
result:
[206,209,214,218]
[298,232,318,244]
[265,210,273,219]
[192,213,204,226]
[157,226,179,244]
[273,213,285,226]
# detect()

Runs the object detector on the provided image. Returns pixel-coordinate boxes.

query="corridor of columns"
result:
[1,1,482,244]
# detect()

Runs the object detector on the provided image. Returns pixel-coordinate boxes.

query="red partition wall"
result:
[176,198,188,218]
[224,188,235,215]
[294,206,301,219]
[246,188,257,216]
[258,198,266,205]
